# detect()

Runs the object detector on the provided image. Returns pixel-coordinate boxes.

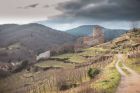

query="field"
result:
[0,46,115,93]
[35,60,75,69]
[51,53,87,63]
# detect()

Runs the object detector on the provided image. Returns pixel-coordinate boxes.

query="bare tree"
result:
[131,21,139,31]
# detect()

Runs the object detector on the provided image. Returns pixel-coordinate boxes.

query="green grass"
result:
[118,61,123,68]
[125,58,140,73]
[91,59,121,93]
[51,47,108,63]
[79,47,108,57]
[79,51,97,57]
[51,53,74,59]
[121,68,130,75]
[35,60,74,68]
[118,61,130,75]
[84,47,108,51]
[52,53,87,63]
[67,54,87,63]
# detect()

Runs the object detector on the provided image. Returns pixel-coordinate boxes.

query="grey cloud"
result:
[43,5,49,8]
[56,0,140,21]
[25,3,39,8]
[18,3,39,9]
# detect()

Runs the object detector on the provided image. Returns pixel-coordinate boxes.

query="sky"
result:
[0,0,140,30]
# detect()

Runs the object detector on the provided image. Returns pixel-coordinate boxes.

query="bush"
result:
[88,68,100,79]
[0,70,11,78]
[13,60,29,73]
[56,77,78,91]
[59,82,77,90]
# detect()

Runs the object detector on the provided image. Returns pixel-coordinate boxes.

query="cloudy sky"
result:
[0,0,140,30]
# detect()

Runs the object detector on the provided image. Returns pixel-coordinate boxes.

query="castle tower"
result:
[93,26,104,43]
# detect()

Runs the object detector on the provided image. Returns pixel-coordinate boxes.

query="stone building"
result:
[83,26,104,46]
[36,50,50,61]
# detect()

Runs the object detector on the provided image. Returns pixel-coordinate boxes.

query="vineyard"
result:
[0,29,140,93]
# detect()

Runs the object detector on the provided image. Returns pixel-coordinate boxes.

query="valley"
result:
[0,0,140,93]
[0,27,139,93]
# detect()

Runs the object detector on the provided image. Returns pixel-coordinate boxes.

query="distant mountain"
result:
[0,23,76,63]
[66,25,128,41]
[0,24,19,32]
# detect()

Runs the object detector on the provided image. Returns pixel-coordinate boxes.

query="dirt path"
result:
[115,54,140,93]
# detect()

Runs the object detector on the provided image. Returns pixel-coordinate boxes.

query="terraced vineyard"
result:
[0,29,140,93]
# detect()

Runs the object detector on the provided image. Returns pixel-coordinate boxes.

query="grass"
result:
[125,57,140,73]
[51,47,108,63]
[118,61,130,75]
[118,61,123,68]
[79,51,97,57]
[52,53,87,63]
[91,59,121,93]
[51,53,74,59]
[67,54,87,63]
[0,71,34,93]
[121,68,130,75]
[35,60,75,68]
[84,47,108,52]
[79,47,107,57]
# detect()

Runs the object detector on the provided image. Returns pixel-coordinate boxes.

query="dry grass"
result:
[35,60,75,68]
[91,59,121,93]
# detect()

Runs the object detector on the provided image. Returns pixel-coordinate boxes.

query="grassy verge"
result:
[118,61,123,68]
[125,57,140,73]
[91,59,121,93]
[121,68,130,75]
[118,61,130,75]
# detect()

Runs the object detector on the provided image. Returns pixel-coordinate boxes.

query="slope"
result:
[0,23,76,62]
[66,25,128,41]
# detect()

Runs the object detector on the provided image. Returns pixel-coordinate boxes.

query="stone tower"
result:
[93,26,104,44]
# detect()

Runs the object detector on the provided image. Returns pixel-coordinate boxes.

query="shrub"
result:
[88,68,100,79]
[13,60,29,73]
[0,70,11,78]
[59,82,77,90]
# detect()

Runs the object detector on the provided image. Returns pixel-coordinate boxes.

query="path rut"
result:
[115,54,140,93]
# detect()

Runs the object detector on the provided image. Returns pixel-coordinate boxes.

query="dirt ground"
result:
[115,54,140,93]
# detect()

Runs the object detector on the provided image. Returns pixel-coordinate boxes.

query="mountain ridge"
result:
[0,23,77,63]
[65,25,128,41]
